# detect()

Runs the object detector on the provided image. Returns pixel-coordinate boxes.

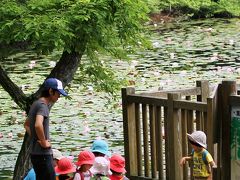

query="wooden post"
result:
[207,98,214,155]
[216,84,223,179]
[166,93,183,180]
[122,87,138,177]
[196,81,209,130]
[221,81,237,180]
[196,80,209,102]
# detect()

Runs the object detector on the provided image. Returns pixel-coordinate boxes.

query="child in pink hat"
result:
[73,150,95,180]
[109,154,129,180]
[55,157,76,180]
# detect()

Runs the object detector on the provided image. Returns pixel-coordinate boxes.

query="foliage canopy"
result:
[0,0,150,95]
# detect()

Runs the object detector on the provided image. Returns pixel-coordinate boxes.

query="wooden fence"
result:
[122,80,237,180]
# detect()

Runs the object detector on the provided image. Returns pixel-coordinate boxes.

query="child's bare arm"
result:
[180,156,192,166]
[210,160,216,167]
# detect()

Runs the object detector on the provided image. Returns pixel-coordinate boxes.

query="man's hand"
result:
[24,118,31,136]
[38,139,51,148]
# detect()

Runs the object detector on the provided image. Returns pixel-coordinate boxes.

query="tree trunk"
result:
[6,49,84,180]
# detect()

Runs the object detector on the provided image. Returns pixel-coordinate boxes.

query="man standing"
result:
[24,78,67,180]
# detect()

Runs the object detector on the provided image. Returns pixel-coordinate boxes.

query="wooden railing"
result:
[122,80,218,180]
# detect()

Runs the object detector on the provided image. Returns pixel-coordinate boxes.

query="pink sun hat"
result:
[55,157,76,175]
[75,150,95,166]
[110,154,126,173]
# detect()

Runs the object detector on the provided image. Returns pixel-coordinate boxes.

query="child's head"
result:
[91,157,112,176]
[75,150,95,172]
[187,131,207,151]
[52,148,63,167]
[110,154,126,175]
[91,139,111,157]
[55,157,76,175]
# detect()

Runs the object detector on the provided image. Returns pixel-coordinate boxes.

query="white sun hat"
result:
[52,149,63,160]
[187,130,207,148]
[90,157,112,176]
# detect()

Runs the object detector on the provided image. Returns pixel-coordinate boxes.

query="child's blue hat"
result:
[91,139,111,157]
[44,78,68,96]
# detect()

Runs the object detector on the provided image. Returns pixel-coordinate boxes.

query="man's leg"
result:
[31,154,55,180]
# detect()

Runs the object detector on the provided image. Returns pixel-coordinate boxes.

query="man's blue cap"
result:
[91,139,111,157]
[44,78,68,96]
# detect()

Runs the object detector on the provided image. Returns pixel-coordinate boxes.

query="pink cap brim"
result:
[110,166,126,173]
[55,166,76,175]
[75,159,94,166]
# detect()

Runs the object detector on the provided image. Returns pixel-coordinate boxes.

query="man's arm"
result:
[24,118,31,136]
[35,114,51,148]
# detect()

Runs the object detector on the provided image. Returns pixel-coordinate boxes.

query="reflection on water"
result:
[0,18,240,178]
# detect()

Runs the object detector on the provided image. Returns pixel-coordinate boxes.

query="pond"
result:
[0,18,240,179]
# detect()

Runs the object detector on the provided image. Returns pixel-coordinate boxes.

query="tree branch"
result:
[0,65,28,111]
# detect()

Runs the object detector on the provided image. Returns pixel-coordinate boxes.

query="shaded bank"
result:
[147,0,240,22]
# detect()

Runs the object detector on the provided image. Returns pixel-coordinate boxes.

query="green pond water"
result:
[0,18,240,179]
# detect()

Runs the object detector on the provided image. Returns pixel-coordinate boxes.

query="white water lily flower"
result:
[87,86,93,91]
[49,61,56,67]
[172,62,178,67]
[131,60,138,66]
[28,63,35,69]
[179,71,187,76]
[229,39,234,45]
[141,78,145,82]
[84,111,91,116]
[83,126,91,134]
[152,41,160,48]
[153,71,160,76]
[8,132,13,138]
[236,68,240,73]
[170,53,175,59]
[210,56,218,61]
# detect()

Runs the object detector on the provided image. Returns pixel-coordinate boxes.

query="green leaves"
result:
[0,0,149,56]
[0,0,150,95]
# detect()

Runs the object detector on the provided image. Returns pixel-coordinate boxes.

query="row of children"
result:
[24,139,128,180]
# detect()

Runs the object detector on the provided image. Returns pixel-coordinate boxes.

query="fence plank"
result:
[187,110,194,180]
[207,98,214,155]
[142,104,150,177]
[127,94,168,106]
[135,103,142,176]
[196,110,201,130]
[139,87,201,98]
[174,100,207,112]
[164,107,169,179]
[156,106,163,179]
[181,109,188,180]
[149,105,157,178]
